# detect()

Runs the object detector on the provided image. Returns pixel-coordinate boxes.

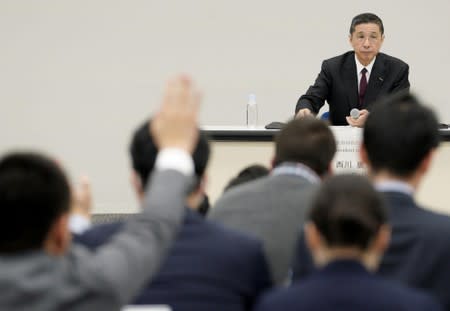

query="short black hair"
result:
[0,152,71,253]
[309,174,387,250]
[350,13,384,35]
[130,119,210,187]
[223,164,269,192]
[274,118,336,176]
[363,91,440,177]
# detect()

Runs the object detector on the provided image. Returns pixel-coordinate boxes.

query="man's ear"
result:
[270,157,276,170]
[304,222,322,253]
[45,213,71,256]
[324,162,333,178]
[418,149,436,176]
[371,224,391,255]
[130,171,144,199]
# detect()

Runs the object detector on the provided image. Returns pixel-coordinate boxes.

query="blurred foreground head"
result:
[305,174,389,270]
[362,91,440,178]
[0,152,71,253]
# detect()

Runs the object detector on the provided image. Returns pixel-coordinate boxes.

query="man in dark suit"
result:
[255,174,441,311]
[295,13,409,126]
[293,92,450,310]
[75,120,272,311]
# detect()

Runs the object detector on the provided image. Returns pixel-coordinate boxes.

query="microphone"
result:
[350,108,360,120]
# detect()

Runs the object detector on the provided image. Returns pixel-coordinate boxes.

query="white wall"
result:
[1,1,449,213]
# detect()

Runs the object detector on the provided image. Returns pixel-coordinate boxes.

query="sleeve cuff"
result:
[69,214,92,235]
[155,148,194,176]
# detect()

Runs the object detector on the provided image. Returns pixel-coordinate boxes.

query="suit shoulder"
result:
[414,207,450,237]
[323,51,354,65]
[378,52,409,68]
[375,277,442,309]
[254,285,298,310]
[204,217,263,247]
[198,219,270,276]
[210,177,271,212]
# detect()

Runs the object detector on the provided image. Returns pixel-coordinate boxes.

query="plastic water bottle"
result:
[246,94,258,128]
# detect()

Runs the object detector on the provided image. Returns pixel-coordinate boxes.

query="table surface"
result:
[202,125,450,141]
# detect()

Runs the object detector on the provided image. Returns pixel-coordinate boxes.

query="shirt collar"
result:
[355,54,376,77]
[271,162,321,184]
[375,180,414,196]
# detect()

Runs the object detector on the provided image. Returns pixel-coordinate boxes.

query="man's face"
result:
[349,23,384,66]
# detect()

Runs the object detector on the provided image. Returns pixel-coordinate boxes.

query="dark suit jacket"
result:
[292,191,450,310]
[296,51,410,125]
[74,208,272,311]
[256,260,442,311]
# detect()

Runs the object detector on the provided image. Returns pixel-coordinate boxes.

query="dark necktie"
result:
[359,68,368,108]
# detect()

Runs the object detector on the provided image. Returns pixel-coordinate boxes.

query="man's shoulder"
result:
[387,195,450,241]
[372,276,442,310]
[257,274,440,310]
[214,174,315,206]
[413,207,450,237]
[323,51,355,66]
[176,213,270,280]
[211,174,317,220]
[200,214,264,249]
[377,52,409,68]
[211,176,273,210]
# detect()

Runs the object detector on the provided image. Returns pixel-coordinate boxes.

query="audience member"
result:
[255,174,442,311]
[0,75,199,310]
[75,121,272,310]
[293,91,450,310]
[223,164,269,193]
[210,118,336,284]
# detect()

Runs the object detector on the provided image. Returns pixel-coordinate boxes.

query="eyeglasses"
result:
[354,34,381,43]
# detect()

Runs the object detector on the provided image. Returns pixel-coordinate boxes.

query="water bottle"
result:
[246,93,258,128]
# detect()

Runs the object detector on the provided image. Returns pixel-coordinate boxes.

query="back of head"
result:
[309,174,386,250]
[350,13,384,35]
[223,164,269,192]
[0,152,70,253]
[363,92,440,177]
[130,120,210,187]
[274,118,336,176]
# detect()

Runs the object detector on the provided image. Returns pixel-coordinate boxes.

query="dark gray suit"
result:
[209,172,318,285]
[0,170,189,311]
[296,51,410,125]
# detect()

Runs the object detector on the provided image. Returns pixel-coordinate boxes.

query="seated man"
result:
[75,119,272,310]
[256,175,441,311]
[295,13,409,127]
[210,118,336,285]
[0,75,198,310]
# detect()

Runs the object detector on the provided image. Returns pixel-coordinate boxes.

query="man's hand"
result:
[151,75,200,154]
[295,108,313,119]
[71,175,92,219]
[346,109,369,127]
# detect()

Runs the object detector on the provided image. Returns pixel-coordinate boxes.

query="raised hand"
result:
[151,75,201,154]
